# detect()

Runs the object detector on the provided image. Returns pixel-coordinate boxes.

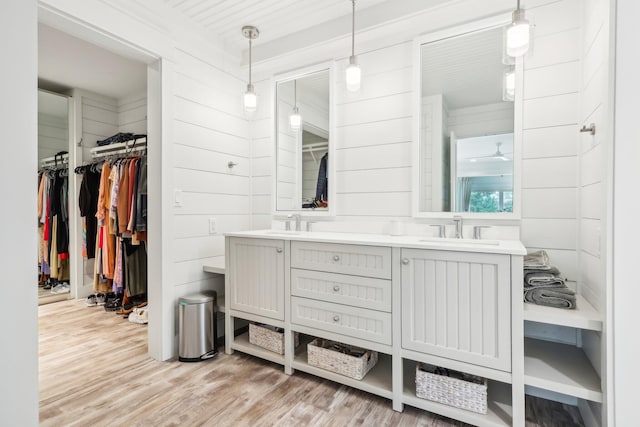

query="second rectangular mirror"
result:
[414,19,521,218]
[275,66,333,215]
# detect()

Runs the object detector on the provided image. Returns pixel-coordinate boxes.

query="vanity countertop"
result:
[225,229,526,256]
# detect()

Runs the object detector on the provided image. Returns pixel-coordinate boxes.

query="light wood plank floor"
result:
[39,300,583,427]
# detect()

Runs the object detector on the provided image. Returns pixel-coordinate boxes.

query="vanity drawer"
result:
[291,296,392,345]
[291,241,391,279]
[291,268,391,312]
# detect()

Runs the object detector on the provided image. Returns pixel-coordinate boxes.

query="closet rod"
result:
[40,153,69,168]
[90,138,147,159]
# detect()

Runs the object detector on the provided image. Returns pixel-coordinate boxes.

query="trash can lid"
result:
[179,291,216,304]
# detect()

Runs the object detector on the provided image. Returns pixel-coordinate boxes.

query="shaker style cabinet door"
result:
[228,237,285,321]
[401,248,512,372]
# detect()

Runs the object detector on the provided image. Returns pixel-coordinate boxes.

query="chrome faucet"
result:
[288,214,302,231]
[452,215,463,238]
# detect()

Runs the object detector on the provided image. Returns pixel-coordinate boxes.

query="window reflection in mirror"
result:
[276,69,330,212]
[417,25,515,214]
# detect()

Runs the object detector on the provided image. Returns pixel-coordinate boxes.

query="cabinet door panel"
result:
[401,249,511,371]
[228,237,284,321]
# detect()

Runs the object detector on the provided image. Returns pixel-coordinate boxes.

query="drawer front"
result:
[291,241,391,279]
[291,268,391,312]
[291,296,392,345]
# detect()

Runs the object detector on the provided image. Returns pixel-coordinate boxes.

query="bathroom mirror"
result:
[413,19,521,218]
[274,65,334,215]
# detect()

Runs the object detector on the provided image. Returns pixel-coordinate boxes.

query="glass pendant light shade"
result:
[242,26,259,113]
[346,56,361,92]
[503,68,515,101]
[244,84,257,112]
[289,107,302,130]
[506,8,530,57]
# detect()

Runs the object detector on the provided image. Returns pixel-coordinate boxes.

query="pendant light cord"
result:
[516,0,521,11]
[248,38,253,86]
[294,80,297,108]
[351,0,356,57]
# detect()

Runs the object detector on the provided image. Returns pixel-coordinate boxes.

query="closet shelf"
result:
[524,338,602,402]
[523,294,602,331]
[90,138,147,159]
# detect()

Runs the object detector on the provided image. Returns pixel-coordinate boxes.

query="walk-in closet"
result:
[37,22,150,318]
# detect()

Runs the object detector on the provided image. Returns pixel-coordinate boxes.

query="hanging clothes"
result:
[77,154,147,297]
[315,153,328,202]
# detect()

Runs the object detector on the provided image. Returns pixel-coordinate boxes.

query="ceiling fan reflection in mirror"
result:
[467,142,512,162]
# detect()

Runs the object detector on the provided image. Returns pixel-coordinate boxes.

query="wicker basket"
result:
[249,323,299,355]
[307,338,378,380]
[415,363,488,414]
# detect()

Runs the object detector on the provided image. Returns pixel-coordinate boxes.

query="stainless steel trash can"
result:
[178,291,218,362]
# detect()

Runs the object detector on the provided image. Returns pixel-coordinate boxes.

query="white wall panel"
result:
[172,235,225,262]
[336,92,412,127]
[580,144,604,187]
[523,93,579,129]
[520,219,577,250]
[336,192,411,217]
[522,188,577,218]
[522,125,578,159]
[336,67,412,105]
[580,182,602,220]
[524,29,580,70]
[527,0,581,37]
[524,61,580,99]
[173,143,249,176]
[176,192,250,215]
[173,214,250,239]
[522,157,577,189]
[580,218,601,258]
[172,119,249,156]
[335,142,411,171]
[336,168,411,194]
[173,167,249,195]
[336,117,412,149]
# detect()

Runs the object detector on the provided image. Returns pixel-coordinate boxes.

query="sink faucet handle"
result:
[473,225,490,240]
[430,224,446,238]
[285,214,292,231]
[452,215,463,238]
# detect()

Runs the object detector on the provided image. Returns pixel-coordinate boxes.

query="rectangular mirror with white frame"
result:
[273,63,335,216]
[412,16,522,219]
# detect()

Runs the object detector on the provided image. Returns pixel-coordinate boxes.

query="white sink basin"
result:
[418,237,500,246]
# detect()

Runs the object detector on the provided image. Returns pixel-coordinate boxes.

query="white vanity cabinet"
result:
[225,231,526,426]
[227,237,285,321]
[400,248,512,372]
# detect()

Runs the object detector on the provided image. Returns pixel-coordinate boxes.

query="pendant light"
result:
[345,0,361,92]
[506,0,530,58]
[242,25,259,112]
[502,67,515,101]
[289,80,302,131]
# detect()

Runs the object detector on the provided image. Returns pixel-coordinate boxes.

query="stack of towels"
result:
[523,250,576,309]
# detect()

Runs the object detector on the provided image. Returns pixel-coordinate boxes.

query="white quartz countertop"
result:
[224,229,527,256]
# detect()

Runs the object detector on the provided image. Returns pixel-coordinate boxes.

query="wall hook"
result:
[580,123,596,135]
[227,161,238,168]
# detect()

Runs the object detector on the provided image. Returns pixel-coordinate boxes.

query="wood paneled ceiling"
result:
[162,0,391,51]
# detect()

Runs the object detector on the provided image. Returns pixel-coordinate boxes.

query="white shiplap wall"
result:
[118,93,147,134]
[578,0,611,424]
[520,0,581,282]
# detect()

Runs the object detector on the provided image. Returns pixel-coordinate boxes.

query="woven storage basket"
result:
[415,363,488,414]
[307,338,378,380]
[249,323,299,355]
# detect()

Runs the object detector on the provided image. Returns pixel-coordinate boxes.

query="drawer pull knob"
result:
[333,255,340,262]
[276,248,283,253]
[402,258,410,265]
[333,315,340,322]
[333,285,340,292]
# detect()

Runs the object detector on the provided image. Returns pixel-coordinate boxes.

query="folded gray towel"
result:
[524,286,576,309]
[524,270,564,287]
[524,250,550,269]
